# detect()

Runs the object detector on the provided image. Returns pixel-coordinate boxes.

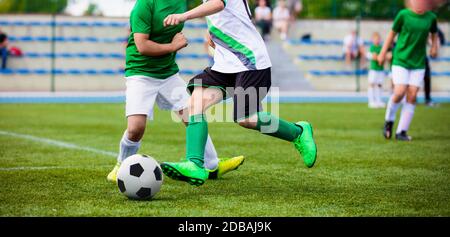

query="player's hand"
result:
[206,33,215,49]
[171,32,188,52]
[430,47,438,59]
[377,53,385,66]
[163,14,187,27]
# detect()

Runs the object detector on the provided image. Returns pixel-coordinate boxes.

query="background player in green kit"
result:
[367,32,386,109]
[378,0,439,141]
[107,0,244,182]
[160,0,317,186]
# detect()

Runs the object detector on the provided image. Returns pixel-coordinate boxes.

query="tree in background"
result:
[84,2,102,16]
[0,0,68,14]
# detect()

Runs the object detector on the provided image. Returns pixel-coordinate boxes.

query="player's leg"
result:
[120,115,146,159]
[154,74,220,171]
[107,115,147,183]
[367,71,377,108]
[395,86,419,141]
[175,108,245,179]
[161,86,223,186]
[395,68,424,141]
[375,71,386,107]
[156,73,244,177]
[368,84,376,108]
[345,50,352,66]
[175,108,218,171]
[234,68,316,168]
[375,84,385,107]
[1,47,7,69]
[384,66,408,139]
[424,58,433,106]
[107,76,159,182]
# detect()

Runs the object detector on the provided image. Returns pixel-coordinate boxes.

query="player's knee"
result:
[190,96,217,113]
[237,119,257,129]
[127,125,145,142]
[392,91,406,102]
[406,96,417,104]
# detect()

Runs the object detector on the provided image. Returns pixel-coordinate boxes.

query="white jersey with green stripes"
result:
[206,0,272,73]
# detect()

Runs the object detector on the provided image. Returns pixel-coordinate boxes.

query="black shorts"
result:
[187,67,272,121]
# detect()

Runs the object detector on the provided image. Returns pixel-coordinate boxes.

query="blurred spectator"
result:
[0,30,8,69]
[424,27,445,107]
[343,30,366,66]
[287,0,303,21]
[255,0,272,41]
[273,0,290,40]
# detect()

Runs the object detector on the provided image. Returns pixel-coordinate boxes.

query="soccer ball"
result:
[117,154,163,200]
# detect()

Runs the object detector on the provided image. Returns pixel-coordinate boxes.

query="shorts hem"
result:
[187,83,228,98]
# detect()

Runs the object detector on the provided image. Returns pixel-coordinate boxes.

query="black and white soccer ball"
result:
[117,154,163,200]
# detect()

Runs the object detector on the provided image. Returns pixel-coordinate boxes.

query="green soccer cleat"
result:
[208,155,245,179]
[107,162,121,183]
[161,160,209,186]
[293,121,317,168]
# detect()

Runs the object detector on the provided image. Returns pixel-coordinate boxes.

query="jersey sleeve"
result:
[131,0,153,34]
[392,10,404,33]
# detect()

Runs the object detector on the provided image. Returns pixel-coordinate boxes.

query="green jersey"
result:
[125,0,186,79]
[370,44,383,71]
[391,9,437,69]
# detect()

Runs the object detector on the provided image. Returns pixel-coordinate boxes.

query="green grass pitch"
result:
[0,103,449,216]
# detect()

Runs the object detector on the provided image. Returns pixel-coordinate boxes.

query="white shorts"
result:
[368,70,385,84]
[391,65,425,87]
[125,74,189,120]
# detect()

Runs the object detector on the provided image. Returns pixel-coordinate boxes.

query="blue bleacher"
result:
[8,35,205,44]
[13,52,209,59]
[0,68,203,76]
[0,20,207,29]
[298,54,450,62]
[289,39,450,47]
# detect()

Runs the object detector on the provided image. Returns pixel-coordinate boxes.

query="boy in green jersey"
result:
[367,32,386,109]
[378,0,439,141]
[107,0,244,183]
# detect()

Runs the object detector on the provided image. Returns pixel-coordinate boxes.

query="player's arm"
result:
[429,33,439,58]
[134,32,187,56]
[163,0,225,27]
[371,51,378,61]
[377,30,396,65]
[429,18,439,59]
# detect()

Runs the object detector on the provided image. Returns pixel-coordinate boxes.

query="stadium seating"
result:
[286,20,450,91]
[1,15,449,92]
[0,15,210,91]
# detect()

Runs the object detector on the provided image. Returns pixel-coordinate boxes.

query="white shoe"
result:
[368,103,378,109]
[376,102,386,108]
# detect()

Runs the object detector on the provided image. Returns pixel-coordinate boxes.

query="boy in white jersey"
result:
[160,0,317,186]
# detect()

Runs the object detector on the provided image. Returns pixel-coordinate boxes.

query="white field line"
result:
[0,165,111,171]
[0,130,117,171]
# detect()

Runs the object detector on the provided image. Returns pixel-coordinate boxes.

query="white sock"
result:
[117,130,141,163]
[203,135,219,170]
[396,103,415,134]
[368,87,374,105]
[375,86,383,104]
[385,96,401,122]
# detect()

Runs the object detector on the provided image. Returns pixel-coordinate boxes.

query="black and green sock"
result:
[255,112,302,142]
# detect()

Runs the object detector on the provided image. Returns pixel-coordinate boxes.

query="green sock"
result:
[255,112,302,142]
[186,114,208,168]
